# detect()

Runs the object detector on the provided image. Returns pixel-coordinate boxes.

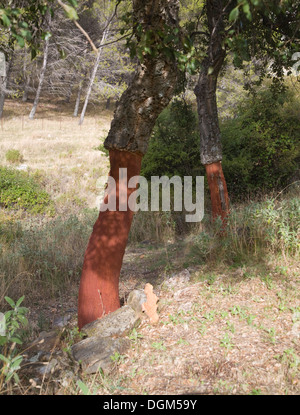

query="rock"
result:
[26,330,61,354]
[52,314,72,328]
[81,305,140,338]
[127,290,147,317]
[164,269,191,289]
[36,358,59,377]
[72,336,130,374]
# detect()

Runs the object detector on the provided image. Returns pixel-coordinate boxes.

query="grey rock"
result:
[53,314,72,328]
[72,336,130,374]
[127,290,147,317]
[164,269,191,289]
[81,305,140,338]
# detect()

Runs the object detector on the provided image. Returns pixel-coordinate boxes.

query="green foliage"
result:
[0,296,28,390]
[220,87,300,197]
[0,0,53,54]
[142,89,300,201]
[141,99,203,179]
[5,149,23,165]
[0,167,54,214]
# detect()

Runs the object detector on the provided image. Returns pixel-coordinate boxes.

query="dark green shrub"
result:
[220,87,300,198]
[0,167,54,214]
[141,99,203,179]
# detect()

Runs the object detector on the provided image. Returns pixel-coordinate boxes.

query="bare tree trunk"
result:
[73,79,83,117]
[194,0,229,225]
[29,34,50,119]
[0,58,13,118]
[22,49,30,102]
[78,0,180,330]
[78,27,109,125]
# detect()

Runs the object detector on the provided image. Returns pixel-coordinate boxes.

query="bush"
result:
[0,167,54,214]
[220,87,300,198]
[5,150,23,165]
[141,99,203,179]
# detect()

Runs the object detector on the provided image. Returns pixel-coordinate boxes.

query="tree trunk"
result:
[78,150,142,329]
[0,58,13,118]
[78,0,180,330]
[73,79,83,117]
[29,34,50,119]
[194,0,229,224]
[78,27,109,125]
[22,49,30,102]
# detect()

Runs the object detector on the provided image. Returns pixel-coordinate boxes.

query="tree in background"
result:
[179,0,300,224]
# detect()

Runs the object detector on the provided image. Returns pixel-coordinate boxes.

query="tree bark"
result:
[194,0,229,224]
[78,0,180,330]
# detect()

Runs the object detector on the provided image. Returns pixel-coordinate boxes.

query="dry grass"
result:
[0,99,112,209]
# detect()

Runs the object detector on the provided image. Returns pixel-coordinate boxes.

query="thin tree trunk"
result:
[73,79,83,117]
[78,27,109,125]
[0,58,13,118]
[194,0,230,224]
[22,49,30,102]
[29,34,50,119]
[78,0,180,330]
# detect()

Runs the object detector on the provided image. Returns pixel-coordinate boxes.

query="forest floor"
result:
[0,99,299,395]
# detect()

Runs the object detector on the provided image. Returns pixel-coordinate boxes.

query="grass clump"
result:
[0,167,54,215]
[5,150,23,165]
[187,188,300,267]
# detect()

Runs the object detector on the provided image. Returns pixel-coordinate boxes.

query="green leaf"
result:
[16,295,25,308]
[63,5,78,20]
[0,354,10,364]
[77,380,91,395]
[243,3,252,20]
[67,0,78,7]
[229,7,240,22]
[10,337,22,345]
[0,11,11,27]
[5,296,15,308]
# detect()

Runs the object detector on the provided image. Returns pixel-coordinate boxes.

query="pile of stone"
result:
[20,285,158,391]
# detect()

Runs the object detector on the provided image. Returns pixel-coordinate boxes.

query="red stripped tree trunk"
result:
[78,0,180,330]
[205,161,229,223]
[78,150,142,329]
[194,0,230,224]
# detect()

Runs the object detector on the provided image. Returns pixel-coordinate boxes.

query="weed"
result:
[220,333,234,350]
[151,341,166,351]
[0,296,28,392]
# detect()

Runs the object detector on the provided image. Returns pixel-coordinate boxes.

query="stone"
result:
[72,336,130,374]
[127,290,147,317]
[26,330,61,354]
[164,269,191,289]
[52,314,72,328]
[81,305,140,338]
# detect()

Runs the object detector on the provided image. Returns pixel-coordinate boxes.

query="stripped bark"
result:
[194,0,229,223]
[78,0,180,329]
